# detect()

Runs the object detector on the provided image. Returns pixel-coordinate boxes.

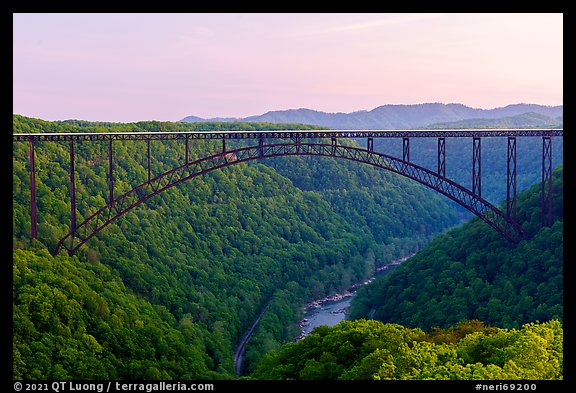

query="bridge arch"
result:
[54,141,525,256]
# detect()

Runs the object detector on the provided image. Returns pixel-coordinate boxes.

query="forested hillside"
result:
[12,115,460,379]
[374,136,562,208]
[349,166,563,329]
[239,152,463,374]
[249,166,564,381]
[250,319,563,380]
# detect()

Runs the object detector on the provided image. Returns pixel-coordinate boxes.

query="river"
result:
[296,253,413,340]
[297,296,353,338]
[233,253,413,375]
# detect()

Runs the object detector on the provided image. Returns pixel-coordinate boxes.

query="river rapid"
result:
[297,296,353,339]
[295,253,414,340]
[234,253,413,375]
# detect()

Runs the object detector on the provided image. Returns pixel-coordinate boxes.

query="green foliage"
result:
[264,145,462,250]
[374,136,563,210]
[13,115,460,379]
[250,319,563,380]
[13,249,220,380]
[349,166,563,330]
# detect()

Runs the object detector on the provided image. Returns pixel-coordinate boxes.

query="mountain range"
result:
[179,103,563,129]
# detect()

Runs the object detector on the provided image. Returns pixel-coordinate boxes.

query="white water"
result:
[298,296,354,337]
[296,253,414,340]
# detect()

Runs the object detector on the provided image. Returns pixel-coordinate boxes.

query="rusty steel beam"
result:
[185,136,189,165]
[507,137,517,222]
[472,137,481,197]
[108,139,114,205]
[69,141,77,243]
[367,137,374,152]
[147,139,151,182]
[402,137,410,162]
[29,140,37,240]
[53,142,526,256]
[437,138,446,178]
[541,136,553,227]
[13,129,564,143]
[14,128,562,256]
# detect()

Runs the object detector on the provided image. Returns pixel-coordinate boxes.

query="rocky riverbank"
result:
[295,253,415,340]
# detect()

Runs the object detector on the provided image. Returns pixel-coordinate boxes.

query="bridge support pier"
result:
[294,135,301,153]
[402,138,410,162]
[472,137,481,197]
[185,136,189,165]
[258,135,264,157]
[367,137,373,152]
[108,139,114,205]
[147,139,151,181]
[29,140,37,240]
[507,137,517,222]
[541,136,553,226]
[69,141,77,242]
[437,138,446,177]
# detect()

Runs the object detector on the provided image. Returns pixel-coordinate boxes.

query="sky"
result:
[13,13,563,123]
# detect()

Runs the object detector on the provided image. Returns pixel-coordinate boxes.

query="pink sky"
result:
[13,13,563,123]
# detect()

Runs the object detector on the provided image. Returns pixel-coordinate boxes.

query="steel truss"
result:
[53,142,527,256]
[14,128,564,143]
[541,136,553,226]
[507,137,517,221]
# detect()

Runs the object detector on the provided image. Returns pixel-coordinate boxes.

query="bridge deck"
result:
[13,128,563,142]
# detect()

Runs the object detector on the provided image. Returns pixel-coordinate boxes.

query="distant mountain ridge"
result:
[427,112,563,129]
[179,103,563,129]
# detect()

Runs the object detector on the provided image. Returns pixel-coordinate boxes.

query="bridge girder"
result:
[52,142,527,256]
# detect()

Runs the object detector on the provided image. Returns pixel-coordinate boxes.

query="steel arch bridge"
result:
[13,128,562,256]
